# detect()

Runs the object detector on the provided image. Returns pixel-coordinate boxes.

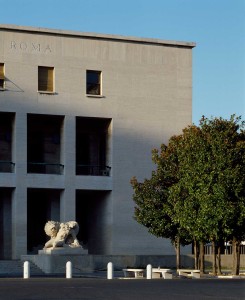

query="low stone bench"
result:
[152,268,173,279]
[177,269,201,279]
[123,268,145,278]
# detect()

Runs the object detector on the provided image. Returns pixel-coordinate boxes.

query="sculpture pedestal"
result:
[39,247,88,255]
[22,247,89,274]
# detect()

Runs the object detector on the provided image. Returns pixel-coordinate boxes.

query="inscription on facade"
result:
[10,41,52,53]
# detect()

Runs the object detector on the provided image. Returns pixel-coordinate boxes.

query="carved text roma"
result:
[10,41,52,53]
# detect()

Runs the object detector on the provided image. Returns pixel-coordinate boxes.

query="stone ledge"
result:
[39,247,88,255]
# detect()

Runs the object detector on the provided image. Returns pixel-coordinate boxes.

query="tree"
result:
[169,116,245,275]
[167,125,210,272]
[197,116,244,275]
[131,115,245,275]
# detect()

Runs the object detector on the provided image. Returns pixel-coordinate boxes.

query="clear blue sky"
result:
[1,0,244,124]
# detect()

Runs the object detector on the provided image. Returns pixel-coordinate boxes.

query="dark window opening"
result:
[76,190,110,254]
[27,189,60,254]
[27,114,64,174]
[0,188,13,259]
[86,70,101,95]
[76,117,111,176]
[0,112,15,173]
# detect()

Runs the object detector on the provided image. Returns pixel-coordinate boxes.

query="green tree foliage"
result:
[171,116,245,274]
[131,115,245,274]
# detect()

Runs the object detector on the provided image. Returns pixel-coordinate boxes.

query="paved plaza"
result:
[0,277,244,300]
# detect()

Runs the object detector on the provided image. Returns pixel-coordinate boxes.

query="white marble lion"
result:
[44,220,80,249]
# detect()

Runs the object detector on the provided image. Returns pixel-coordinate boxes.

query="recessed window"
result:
[76,117,111,176]
[27,114,64,175]
[86,70,101,95]
[38,66,54,92]
[0,63,5,89]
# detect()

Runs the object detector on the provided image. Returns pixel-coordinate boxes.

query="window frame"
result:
[38,66,55,94]
[0,63,5,90]
[86,70,102,97]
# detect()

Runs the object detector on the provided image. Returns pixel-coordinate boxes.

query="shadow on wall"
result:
[0,91,189,258]
[4,77,24,92]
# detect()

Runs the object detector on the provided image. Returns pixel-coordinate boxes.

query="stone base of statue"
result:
[39,247,88,255]
[22,246,89,274]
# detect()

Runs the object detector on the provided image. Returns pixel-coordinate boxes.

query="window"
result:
[0,112,15,173]
[76,117,111,176]
[86,70,101,95]
[27,114,64,175]
[0,63,4,89]
[38,66,54,92]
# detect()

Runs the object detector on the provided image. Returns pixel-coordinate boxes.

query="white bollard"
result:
[66,261,72,279]
[23,261,30,279]
[146,264,152,279]
[107,262,113,279]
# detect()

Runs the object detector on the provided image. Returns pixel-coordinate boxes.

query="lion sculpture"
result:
[44,220,80,249]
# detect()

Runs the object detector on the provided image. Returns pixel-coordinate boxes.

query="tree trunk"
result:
[217,245,222,275]
[237,243,241,275]
[194,240,200,270]
[175,236,181,270]
[199,241,205,274]
[212,240,217,275]
[232,237,241,275]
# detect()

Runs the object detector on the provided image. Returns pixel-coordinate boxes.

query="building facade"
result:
[0,25,195,259]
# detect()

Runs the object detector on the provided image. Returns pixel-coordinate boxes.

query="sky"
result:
[0,0,244,125]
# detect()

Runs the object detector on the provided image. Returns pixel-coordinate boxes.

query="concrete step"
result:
[0,260,45,276]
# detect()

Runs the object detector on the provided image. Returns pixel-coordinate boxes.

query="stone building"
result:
[0,25,195,259]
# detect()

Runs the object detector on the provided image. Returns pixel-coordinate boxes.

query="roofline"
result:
[0,24,196,48]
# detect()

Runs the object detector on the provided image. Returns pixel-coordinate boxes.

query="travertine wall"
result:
[0,25,195,258]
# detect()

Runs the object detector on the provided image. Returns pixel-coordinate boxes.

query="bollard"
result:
[146,264,152,279]
[23,261,30,279]
[66,261,72,279]
[107,262,113,279]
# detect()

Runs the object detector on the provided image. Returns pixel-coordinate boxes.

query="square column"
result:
[60,188,76,222]
[12,187,27,259]
[11,113,27,259]
[60,115,76,222]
